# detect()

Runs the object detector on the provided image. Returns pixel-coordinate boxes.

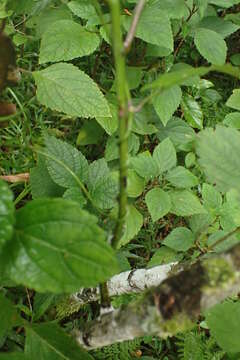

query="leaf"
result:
[147,246,182,268]
[170,190,206,216]
[30,155,64,199]
[132,103,158,135]
[88,159,118,209]
[0,180,15,252]
[25,323,93,359]
[154,0,186,19]
[163,227,195,251]
[95,100,118,135]
[153,138,177,174]
[1,199,119,293]
[67,0,97,20]
[0,354,28,359]
[43,135,89,188]
[226,89,240,111]
[194,28,227,65]
[33,293,56,322]
[156,117,195,151]
[33,63,111,118]
[196,126,240,193]
[118,205,143,248]
[223,112,240,129]
[130,151,159,180]
[206,302,240,353]
[209,0,240,8]
[63,187,87,207]
[181,95,203,129]
[127,169,145,198]
[76,120,104,146]
[153,85,182,126]
[40,20,99,64]
[142,67,209,91]
[166,166,199,188]
[197,17,240,39]
[124,3,173,50]
[145,188,171,222]
[202,183,222,211]
[0,292,21,338]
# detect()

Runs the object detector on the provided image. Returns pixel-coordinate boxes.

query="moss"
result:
[56,296,82,319]
[161,313,194,337]
[203,257,235,288]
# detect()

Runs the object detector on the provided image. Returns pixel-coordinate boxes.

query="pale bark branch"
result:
[75,246,240,349]
[0,173,29,183]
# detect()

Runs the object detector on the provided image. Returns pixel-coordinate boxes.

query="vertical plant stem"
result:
[108,0,129,250]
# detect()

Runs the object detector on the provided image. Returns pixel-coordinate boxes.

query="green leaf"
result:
[194,28,227,65]
[30,155,64,199]
[76,120,104,146]
[88,159,117,209]
[166,166,199,188]
[153,138,177,174]
[209,0,240,8]
[197,17,240,39]
[130,151,159,180]
[67,0,97,20]
[170,190,206,216]
[181,95,203,129]
[33,293,56,322]
[153,85,182,126]
[95,100,118,135]
[156,117,195,151]
[145,188,171,222]
[43,135,88,188]
[0,354,28,359]
[25,323,93,359]
[154,0,186,19]
[196,126,240,193]
[226,89,240,111]
[33,63,111,118]
[132,103,158,135]
[40,20,100,63]
[0,180,15,252]
[206,302,240,353]
[163,227,195,251]
[142,67,209,91]
[223,112,240,129]
[1,199,118,293]
[118,205,143,248]
[124,3,173,49]
[63,187,87,207]
[0,292,21,338]
[127,169,145,198]
[147,246,182,268]
[202,183,222,211]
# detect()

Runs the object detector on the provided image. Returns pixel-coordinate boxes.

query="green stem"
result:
[108,0,130,250]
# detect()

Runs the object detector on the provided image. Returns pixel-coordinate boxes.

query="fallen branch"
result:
[73,262,178,304]
[75,246,240,349]
[0,173,29,183]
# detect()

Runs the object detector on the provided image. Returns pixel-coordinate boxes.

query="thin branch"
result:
[124,0,146,53]
[0,173,29,183]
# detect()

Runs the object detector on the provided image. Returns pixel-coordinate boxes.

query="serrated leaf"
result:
[170,190,206,216]
[130,151,159,180]
[153,85,182,126]
[196,126,240,193]
[127,169,145,198]
[0,292,21,339]
[43,135,88,189]
[145,188,171,222]
[153,138,177,174]
[67,0,97,20]
[147,246,182,268]
[226,89,240,111]
[0,180,15,252]
[209,0,240,8]
[63,187,86,207]
[123,3,173,50]
[166,166,199,188]
[197,17,240,39]
[40,20,99,63]
[223,112,240,129]
[118,205,143,248]
[25,323,93,359]
[163,227,195,251]
[206,302,240,353]
[95,101,118,135]
[202,183,222,211]
[1,199,118,293]
[181,95,203,129]
[30,155,64,199]
[88,159,118,209]
[194,28,227,65]
[33,63,111,118]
